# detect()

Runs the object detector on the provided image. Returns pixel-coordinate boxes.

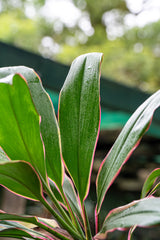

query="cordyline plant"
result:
[0,53,160,240]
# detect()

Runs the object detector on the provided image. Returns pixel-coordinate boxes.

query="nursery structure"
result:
[0,40,160,212]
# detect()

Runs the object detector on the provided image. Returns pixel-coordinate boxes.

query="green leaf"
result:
[0,213,69,240]
[0,220,48,240]
[63,175,83,225]
[96,90,160,213]
[0,212,40,227]
[49,178,64,202]
[0,160,43,201]
[0,66,63,189]
[59,52,103,201]
[50,175,83,225]
[0,227,38,239]
[0,73,46,182]
[128,225,137,240]
[150,182,160,196]
[96,197,160,240]
[141,168,160,198]
[0,218,47,239]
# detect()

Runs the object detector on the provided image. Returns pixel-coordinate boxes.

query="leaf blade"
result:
[96,90,160,213]
[0,160,43,201]
[0,73,46,181]
[0,66,63,189]
[96,197,160,239]
[141,168,160,198]
[59,52,103,201]
[63,175,83,226]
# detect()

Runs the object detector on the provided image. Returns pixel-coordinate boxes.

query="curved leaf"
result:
[59,52,103,201]
[49,175,83,225]
[128,225,137,240]
[63,175,83,226]
[96,197,160,239]
[0,227,38,239]
[0,74,46,181]
[96,90,160,213]
[0,220,48,240]
[0,161,43,201]
[0,216,46,239]
[141,168,160,198]
[0,212,69,240]
[0,66,63,189]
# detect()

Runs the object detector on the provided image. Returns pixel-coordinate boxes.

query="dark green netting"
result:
[46,89,160,138]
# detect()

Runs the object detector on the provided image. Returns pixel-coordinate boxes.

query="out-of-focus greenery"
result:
[0,0,160,92]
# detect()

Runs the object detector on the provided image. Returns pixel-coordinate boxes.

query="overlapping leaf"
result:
[96,197,160,240]
[0,227,39,239]
[0,220,48,240]
[141,168,160,198]
[0,66,63,189]
[0,217,47,239]
[49,175,83,225]
[63,175,83,225]
[96,90,160,213]
[0,213,65,240]
[0,161,43,201]
[0,74,46,182]
[59,53,103,201]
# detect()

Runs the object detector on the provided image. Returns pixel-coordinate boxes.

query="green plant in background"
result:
[0,53,160,240]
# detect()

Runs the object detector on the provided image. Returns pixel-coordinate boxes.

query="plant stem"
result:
[40,197,82,240]
[36,221,71,240]
[83,204,92,240]
[61,188,85,239]
[41,177,74,229]
[39,173,83,239]
[81,202,92,240]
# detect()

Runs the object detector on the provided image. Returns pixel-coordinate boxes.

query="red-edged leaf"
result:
[63,175,83,226]
[95,197,160,240]
[141,168,160,198]
[128,225,137,240]
[49,175,83,226]
[0,66,63,190]
[96,90,160,213]
[0,73,46,182]
[0,220,48,240]
[59,53,103,202]
[0,227,40,239]
[0,212,69,240]
[0,160,43,201]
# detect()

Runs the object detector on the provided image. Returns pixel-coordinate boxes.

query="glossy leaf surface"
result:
[141,168,160,198]
[96,197,160,239]
[0,220,47,240]
[0,216,44,239]
[0,66,63,189]
[0,74,46,181]
[96,90,160,213]
[49,175,83,225]
[59,53,103,201]
[0,161,43,201]
[0,227,38,239]
[0,212,41,225]
[0,213,63,240]
[63,175,83,225]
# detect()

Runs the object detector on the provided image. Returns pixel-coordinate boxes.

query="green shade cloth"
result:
[46,89,160,138]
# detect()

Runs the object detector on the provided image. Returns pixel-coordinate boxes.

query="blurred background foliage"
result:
[0,0,160,92]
